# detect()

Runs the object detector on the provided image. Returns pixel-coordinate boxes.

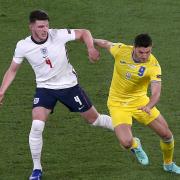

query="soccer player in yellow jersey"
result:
[94,34,180,174]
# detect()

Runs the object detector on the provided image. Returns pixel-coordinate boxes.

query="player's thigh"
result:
[108,105,132,127]
[134,106,160,125]
[58,84,93,113]
[32,88,57,121]
[133,96,160,125]
[33,88,57,111]
[148,114,172,139]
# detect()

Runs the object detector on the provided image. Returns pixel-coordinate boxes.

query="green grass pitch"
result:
[0,0,180,179]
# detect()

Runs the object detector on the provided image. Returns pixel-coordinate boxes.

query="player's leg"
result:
[29,88,57,180]
[115,124,149,165]
[115,124,133,148]
[57,84,113,130]
[29,107,51,180]
[30,107,51,169]
[74,86,113,130]
[80,106,113,130]
[148,114,180,174]
[110,105,149,165]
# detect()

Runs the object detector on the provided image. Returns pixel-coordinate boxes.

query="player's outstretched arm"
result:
[94,39,113,51]
[74,29,100,63]
[0,61,21,106]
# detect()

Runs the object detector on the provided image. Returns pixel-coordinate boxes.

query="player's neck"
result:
[31,35,48,44]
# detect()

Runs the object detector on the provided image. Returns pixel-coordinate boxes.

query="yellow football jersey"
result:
[108,43,161,102]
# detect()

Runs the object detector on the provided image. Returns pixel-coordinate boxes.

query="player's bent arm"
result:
[75,29,94,49]
[0,60,21,95]
[74,29,99,63]
[94,39,113,51]
[146,81,161,109]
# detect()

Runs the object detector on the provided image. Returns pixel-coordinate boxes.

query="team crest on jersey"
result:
[33,98,39,105]
[126,72,132,79]
[40,47,48,56]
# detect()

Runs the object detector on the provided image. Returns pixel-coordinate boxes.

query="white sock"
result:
[29,120,45,170]
[92,114,114,131]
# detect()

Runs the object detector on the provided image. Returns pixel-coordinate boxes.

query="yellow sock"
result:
[131,138,138,149]
[160,138,174,164]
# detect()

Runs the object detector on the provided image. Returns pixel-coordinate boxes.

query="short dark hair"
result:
[29,10,49,23]
[134,33,152,48]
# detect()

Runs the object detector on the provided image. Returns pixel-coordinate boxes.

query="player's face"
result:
[133,46,152,62]
[30,20,49,42]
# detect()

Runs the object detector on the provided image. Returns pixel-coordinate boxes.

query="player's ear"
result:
[29,22,35,31]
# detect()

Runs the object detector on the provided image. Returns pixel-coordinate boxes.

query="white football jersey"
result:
[13,29,78,89]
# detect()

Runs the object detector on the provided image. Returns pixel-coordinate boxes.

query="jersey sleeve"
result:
[110,43,124,58]
[13,40,25,64]
[150,62,162,82]
[56,29,75,43]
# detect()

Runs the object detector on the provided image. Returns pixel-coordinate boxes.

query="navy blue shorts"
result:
[32,84,92,112]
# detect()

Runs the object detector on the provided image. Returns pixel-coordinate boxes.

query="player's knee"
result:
[30,120,45,133]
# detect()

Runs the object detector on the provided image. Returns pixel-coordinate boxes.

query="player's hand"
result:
[138,105,151,115]
[88,47,100,63]
[0,90,4,107]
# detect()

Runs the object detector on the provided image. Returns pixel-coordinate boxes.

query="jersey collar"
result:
[31,35,48,45]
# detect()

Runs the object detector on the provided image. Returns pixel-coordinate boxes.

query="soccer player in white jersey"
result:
[0,10,113,180]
